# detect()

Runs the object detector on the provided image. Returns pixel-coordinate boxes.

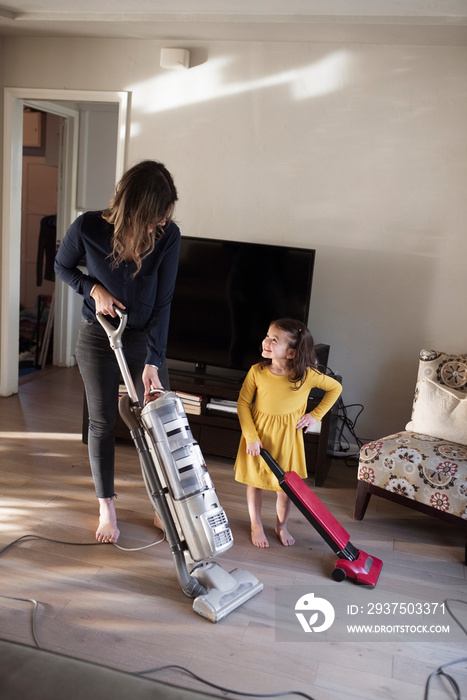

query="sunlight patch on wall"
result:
[291,51,350,100]
[129,50,351,114]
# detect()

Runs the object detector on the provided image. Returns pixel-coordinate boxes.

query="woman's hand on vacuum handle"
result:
[143,365,164,403]
[91,284,125,317]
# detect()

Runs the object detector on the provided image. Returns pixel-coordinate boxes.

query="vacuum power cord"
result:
[0,533,164,649]
[424,599,467,700]
[135,663,317,700]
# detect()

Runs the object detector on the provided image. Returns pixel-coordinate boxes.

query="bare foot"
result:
[276,526,295,546]
[153,510,164,530]
[96,498,120,543]
[251,524,269,548]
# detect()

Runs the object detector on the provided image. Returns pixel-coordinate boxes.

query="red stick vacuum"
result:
[260,449,383,586]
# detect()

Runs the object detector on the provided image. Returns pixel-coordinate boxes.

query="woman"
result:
[55,160,180,544]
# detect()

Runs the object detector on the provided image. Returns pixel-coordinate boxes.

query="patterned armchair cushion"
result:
[406,349,467,444]
[358,432,467,520]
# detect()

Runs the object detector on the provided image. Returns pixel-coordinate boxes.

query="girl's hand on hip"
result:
[246,440,262,456]
[91,284,125,317]
[296,413,318,433]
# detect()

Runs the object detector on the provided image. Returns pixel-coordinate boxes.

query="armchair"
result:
[354,349,467,564]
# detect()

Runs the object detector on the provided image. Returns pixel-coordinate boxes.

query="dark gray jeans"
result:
[75,318,168,498]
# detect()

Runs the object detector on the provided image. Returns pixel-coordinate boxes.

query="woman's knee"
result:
[88,416,117,439]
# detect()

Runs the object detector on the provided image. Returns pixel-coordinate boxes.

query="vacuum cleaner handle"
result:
[96,306,127,350]
[96,306,139,405]
[260,448,285,481]
[145,388,166,405]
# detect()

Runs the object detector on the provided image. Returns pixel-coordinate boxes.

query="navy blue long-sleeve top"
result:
[54,210,181,367]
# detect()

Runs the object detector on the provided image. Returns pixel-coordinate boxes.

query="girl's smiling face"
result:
[261,324,295,363]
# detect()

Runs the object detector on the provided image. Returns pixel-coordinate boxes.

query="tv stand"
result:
[82,344,336,486]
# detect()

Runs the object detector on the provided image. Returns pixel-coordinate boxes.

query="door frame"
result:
[1,88,129,396]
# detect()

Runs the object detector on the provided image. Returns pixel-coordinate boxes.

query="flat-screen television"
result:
[166,236,315,374]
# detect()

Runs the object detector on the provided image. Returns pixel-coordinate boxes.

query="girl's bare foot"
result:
[96,498,120,543]
[276,526,295,546]
[251,523,269,548]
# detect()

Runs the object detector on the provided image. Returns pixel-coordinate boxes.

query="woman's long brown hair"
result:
[102,160,178,276]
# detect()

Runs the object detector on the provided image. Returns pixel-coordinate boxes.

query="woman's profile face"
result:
[147,217,167,235]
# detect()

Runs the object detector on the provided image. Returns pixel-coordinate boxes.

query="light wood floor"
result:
[1,366,466,699]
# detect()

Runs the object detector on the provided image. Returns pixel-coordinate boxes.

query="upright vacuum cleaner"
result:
[97,308,262,622]
[260,449,383,586]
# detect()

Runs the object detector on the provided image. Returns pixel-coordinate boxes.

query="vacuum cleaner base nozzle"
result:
[332,550,383,587]
[192,562,263,622]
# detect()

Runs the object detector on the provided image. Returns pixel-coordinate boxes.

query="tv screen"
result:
[166,236,315,373]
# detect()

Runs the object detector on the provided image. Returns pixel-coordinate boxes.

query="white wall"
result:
[2,36,467,440]
[76,103,119,212]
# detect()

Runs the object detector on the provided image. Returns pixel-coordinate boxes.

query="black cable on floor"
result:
[0,535,112,650]
[0,594,40,647]
[0,534,105,557]
[135,663,316,700]
[424,599,467,700]
[0,533,164,558]
[0,533,164,650]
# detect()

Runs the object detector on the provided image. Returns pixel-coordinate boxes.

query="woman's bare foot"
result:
[251,523,269,548]
[153,510,164,531]
[275,526,295,546]
[96,498,120,543]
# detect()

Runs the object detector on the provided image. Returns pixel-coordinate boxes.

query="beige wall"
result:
[2,36,467,440]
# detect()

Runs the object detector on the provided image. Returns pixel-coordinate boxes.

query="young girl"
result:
[234,318,342,548]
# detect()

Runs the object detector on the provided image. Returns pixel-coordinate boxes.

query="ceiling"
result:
[1,0,467,44]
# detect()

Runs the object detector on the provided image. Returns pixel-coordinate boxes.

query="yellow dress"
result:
[234,364,342,491]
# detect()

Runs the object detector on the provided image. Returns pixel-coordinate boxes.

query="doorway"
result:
[20,107,60,375]
[1,88,129,396]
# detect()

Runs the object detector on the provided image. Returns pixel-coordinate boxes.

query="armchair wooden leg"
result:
[353,480,372,521]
